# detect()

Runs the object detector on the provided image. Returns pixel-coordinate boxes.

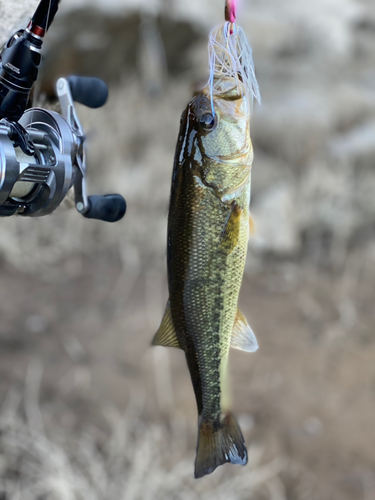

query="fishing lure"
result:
[208,0,261,114]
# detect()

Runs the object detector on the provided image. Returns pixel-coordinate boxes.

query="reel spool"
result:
[0,76,126,222]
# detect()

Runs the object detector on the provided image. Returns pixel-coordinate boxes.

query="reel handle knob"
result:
[83,194,126,223]
[66,76,108,108]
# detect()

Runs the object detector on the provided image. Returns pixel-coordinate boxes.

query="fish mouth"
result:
[208,78,246,102]
[213,86,243,102]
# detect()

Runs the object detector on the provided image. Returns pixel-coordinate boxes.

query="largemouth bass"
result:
[153,22,260,479]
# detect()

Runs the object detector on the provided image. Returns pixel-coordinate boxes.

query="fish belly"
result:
[168,168,250,423]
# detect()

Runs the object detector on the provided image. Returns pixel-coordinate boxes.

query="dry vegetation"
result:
[0,365,288,500]
[1,0,375,498]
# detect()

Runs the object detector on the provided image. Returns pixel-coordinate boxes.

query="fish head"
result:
[188,78,253,197]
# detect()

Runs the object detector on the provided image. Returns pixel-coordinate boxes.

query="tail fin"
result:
[194,414,247,479]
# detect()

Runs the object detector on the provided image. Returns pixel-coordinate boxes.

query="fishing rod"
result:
[0,0,126,222]
[0,0,60,122]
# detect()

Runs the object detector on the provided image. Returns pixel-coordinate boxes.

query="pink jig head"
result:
[225,0,237,33]
[207,0,261,115]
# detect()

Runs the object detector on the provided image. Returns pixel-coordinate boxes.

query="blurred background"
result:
[1,0,375,498]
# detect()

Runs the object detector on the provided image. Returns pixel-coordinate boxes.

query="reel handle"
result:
[66,76,108,108]
[83,194,126,223]
[56,77,126,223]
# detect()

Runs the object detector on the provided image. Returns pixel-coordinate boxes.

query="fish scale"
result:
[154,83,254,476]
[153,22,259,477]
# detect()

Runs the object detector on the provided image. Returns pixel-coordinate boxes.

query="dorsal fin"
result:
[152,301,182,349]
[231,309,258,352]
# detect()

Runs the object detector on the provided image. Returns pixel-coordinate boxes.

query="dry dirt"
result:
[1,247,375,499]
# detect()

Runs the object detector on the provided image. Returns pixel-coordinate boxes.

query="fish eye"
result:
[200,113,216,131]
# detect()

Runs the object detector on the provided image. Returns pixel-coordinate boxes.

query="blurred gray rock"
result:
[251,182,301,255]
[252,90,334,169]
[40,8,205,94]
[329,120,375,167]
[0,1,39,46]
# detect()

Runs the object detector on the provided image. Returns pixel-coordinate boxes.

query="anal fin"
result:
[231,309,258,352]
[152,301,182,349]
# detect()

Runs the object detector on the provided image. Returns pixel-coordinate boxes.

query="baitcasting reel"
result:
[0,0,126,222]
[0,76,126,221]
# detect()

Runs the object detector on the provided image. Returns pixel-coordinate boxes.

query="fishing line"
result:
[46,0,52,35]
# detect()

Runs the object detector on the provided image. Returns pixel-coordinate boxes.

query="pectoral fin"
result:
[152,301,182,349]
[220,202,242,255]
[231,309,258,352]
[249,214,256,235]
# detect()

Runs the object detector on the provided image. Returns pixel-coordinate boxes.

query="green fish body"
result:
[153,79,258,478]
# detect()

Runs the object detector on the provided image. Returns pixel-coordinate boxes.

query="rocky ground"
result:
[1,0,375,498]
